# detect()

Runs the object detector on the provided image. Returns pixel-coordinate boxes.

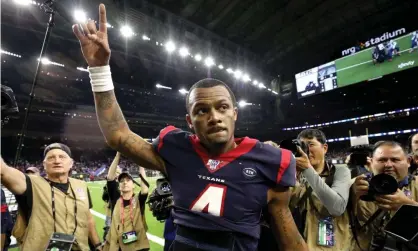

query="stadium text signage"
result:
[342,28,407,56]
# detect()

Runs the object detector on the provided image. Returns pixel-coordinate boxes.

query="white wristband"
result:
[88,65,115,92]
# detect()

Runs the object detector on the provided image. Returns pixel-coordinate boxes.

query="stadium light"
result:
[234,70,242,79]
[252,80,258,85]
[40,57,51,65]
[13,0,31,5]
[38,57,64,67]
[73,10,87,23]
[194,54,202,61]
[242,74,251,83]
[106,23,114,28]
[179,47,189,57]
[0,49,22,58]
[272,91,278,95]
[156,83,172,90]
[226,68,233,73]
[258,83,266,89]
[142,35,150,41]
[179,88,189,95]
[238,100,247,108]
[165,41,176,53]
[77,67,88,72]
[204,57,215,67]
[218,64,224,69]
[120,25,134,38]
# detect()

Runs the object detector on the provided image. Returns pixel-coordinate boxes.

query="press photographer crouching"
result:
[351,141,418,251]
[103,152,150,251]
[281,129,352,250]
[0,143,102,251]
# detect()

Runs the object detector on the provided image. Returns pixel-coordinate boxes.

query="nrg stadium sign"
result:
[342,28,406,56]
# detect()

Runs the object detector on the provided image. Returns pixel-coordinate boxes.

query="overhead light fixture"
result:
[120,25,134,38]
[40,57,51,65]
[234,70,242,79]
[194,54,202,61]
[252,80,258,85]
[204,57,215,67]
[226,68,233,73]
[179,88,189,95]
[218,64,224,69]
[142,35,150,40]
[165,41,176,53]
[156,83,172,90]
[179,47,189,57]
[77,67,88,72]
[242,74,251,82]
[73,10,87,22]
[13,0,31,5]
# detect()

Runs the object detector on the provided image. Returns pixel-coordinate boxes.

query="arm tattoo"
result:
[93,91,165,172]
[94,91,128,134]
[96,91,115,110]
[269,198,307,250]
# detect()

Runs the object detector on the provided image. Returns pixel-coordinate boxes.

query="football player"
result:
[410,31,418,53]
[73,4,307,251]
[372,44,386,65]
[386,40,400,61]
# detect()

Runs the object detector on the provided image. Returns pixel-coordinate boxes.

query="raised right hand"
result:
[352,174,369,198]
[72,4,110,67]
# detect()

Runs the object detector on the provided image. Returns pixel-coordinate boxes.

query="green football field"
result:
[335,34,418,87]
[10,178,165,251]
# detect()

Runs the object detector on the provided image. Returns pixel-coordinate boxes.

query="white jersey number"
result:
[378,44,385,50]
[190,184,227,217]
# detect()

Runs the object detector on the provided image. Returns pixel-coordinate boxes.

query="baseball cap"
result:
[44,143,72,158]
[26,166,40,174]
[118,170,133,182]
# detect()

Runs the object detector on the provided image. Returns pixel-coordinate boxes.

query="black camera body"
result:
[279,139,309,157]
[360,173,398,201]
[147,178,173,221]
[348,144,374,178]
[1,85,19,118]
[45,232,75,251]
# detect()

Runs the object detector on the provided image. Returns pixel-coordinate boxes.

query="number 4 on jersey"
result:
[190,184,227,217]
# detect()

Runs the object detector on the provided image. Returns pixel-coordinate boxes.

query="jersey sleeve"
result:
[151,126,190,170]
[152,126,181,153]
[258,143,297,187]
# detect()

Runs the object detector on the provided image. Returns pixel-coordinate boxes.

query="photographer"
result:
[103,152,150,251]
[102,154,122,240]
[0,143,102,251]
[408,133,418,175]
[289,129,352,250]
[351,141,418,251]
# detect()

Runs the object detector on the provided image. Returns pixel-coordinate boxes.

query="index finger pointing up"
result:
[98,4,107,33]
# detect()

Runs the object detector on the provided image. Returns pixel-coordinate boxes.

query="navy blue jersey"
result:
[152,126,296,250]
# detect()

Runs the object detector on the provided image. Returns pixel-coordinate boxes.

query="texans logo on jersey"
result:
[207,159,221,170]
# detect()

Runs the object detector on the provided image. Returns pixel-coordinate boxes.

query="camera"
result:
[360,173,398,201]
[147,178,173,221]
[45,232,75,251]
[348,144,373,177]
[1,85,19,118]
[279,139,309,157]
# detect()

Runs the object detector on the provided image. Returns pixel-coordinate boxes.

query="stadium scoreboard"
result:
[296,61,338,98]
[295,30,418,98]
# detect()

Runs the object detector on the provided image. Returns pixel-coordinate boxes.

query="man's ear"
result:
[323,143,328,154]
[186,114,193,130]
[234,107,238,121]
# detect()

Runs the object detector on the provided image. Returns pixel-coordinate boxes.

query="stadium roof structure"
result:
[1,0,417,131]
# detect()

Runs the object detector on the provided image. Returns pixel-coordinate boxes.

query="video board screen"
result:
[295,31,418,98]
